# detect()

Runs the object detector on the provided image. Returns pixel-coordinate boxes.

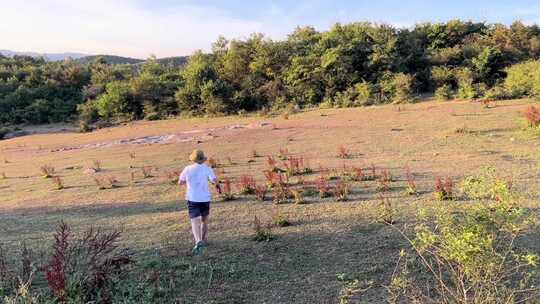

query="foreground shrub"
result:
[44,222,133,303]
[389,201,539,303]
[1,222,133,303]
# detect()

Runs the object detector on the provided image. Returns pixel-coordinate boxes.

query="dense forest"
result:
[2,20,540,133]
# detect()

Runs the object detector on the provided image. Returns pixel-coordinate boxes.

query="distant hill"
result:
[1,50,189,67]
[155,56,189,68]
[75,55,145,65]
[75,55,189,67]
[0,49,88,61]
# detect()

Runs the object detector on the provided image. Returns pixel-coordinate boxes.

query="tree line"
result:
[1,20,540,132]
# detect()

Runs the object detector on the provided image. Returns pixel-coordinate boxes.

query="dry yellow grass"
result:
[1,99,539,303]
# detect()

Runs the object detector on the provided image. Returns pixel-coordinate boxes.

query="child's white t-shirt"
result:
[179,163,217,202]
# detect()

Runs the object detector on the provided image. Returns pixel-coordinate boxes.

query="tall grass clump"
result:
[44,222,133,303]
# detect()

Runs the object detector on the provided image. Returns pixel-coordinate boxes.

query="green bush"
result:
[76,101,99,132]
[459,167,512,201]
[392,73,415,103]
[332,81,375,107]
[389,200,538,303]
[95,81,133,119]
[377,72,415,104]
[0,127,11,139]
[431,66,455,88]
[504,60,540,98]
[434,84,453,101]
[455,68,479,99]
[483,84,510,100]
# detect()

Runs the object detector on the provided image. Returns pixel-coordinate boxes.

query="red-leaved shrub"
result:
[522,105,540,128]
[434,176,454,200]
[236,175,257,195]
[255,185,268,201]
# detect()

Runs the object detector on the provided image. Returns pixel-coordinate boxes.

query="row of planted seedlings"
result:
[36,153,185,191]
[215,146,424,205]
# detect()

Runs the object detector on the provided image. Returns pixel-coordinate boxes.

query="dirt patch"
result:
[50,122,273,152]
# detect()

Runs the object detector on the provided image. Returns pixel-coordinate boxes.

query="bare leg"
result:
[201,215,209,242]
[190,216,203,244]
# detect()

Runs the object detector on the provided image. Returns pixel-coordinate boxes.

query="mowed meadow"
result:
[1,99,540,303]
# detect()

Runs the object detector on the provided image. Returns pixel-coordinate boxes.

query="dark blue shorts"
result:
[187,201,210,219]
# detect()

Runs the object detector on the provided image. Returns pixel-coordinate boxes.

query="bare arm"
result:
[208,169,222,194]
[178,168,187,186]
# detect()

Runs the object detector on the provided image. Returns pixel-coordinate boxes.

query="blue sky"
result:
[1,0,539,58]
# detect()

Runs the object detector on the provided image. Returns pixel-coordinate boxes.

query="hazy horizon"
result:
[2,0,540,58]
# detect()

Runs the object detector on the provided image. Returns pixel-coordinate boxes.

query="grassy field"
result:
[1,99,539,303]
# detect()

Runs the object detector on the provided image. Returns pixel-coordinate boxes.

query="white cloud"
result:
[0,0,281,58]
